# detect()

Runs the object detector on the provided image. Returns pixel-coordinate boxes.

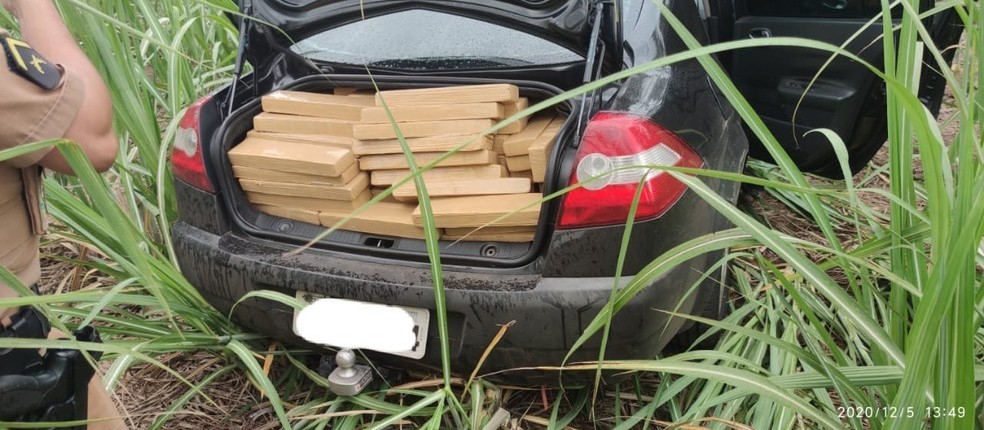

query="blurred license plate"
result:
[294,291,429,360]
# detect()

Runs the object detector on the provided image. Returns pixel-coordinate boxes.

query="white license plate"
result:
[293,291,429,360]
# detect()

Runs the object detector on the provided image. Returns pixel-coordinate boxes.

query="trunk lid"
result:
[241,0,619,73]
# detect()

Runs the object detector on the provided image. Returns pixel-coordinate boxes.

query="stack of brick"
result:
[228,91,370,223]
[355,84,545,241]
[228,84,567,243]
[500,114,565,183]
[355,84,524,188]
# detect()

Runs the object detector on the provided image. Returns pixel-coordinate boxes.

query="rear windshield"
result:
[291,9,583,70]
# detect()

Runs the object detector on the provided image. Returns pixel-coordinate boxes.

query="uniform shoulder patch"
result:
[0,34,61,90]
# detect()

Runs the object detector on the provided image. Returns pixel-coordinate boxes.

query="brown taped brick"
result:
[247,130,355,149]
[319,202,428,239]
[506,155,531,172]
[228,137,355,177]
[261,91,374,121]
[529,117,566,183]
[502,115,554,156]
[392,177,532,202]
[497,98,529,134]
[412,193,541,228]
[361,103,503,123]
[370,165,508,186]
[232,164,361,185]
[375,84,519,106]
[247,190,371,212]
[352,119,494,140]
[353,134,490,156]
[252,113,355,137]
[254,205,321,225]
[358,150,495,171]
[239,172,369,201]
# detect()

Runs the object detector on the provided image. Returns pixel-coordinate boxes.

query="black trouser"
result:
[0,294,102,429]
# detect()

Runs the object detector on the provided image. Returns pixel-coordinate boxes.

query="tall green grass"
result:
[566,1,983,429]
[560,2,982,429]
[0,0,979,429]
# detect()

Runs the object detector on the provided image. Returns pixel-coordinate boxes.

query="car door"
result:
[730,0,908,177]
[723,0,906,177]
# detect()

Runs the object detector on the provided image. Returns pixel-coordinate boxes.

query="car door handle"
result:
[748,27,772,39]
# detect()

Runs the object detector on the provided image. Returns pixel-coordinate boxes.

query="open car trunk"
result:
[214,75,573,268]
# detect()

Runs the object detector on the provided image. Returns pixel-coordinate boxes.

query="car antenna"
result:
[574,0,607,147]
[227,0,253,117]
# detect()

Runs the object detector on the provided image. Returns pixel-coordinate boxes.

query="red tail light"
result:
[557,112,703,229]
[172,96,215,192]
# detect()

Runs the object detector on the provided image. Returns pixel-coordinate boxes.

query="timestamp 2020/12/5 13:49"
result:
[837,406,968,420]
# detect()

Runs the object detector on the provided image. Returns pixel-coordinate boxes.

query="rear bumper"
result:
[172,221,702,378]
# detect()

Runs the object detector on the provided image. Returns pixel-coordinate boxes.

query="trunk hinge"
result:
[227,0,254,116]
[573,0,610,147]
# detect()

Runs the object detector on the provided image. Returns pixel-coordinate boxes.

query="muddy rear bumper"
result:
[172,221,700,380]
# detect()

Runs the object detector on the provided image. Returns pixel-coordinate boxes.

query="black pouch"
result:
[0,325,103,429]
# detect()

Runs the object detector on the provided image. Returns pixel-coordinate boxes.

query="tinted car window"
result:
[291,9,583,70]
[745,0,890,18]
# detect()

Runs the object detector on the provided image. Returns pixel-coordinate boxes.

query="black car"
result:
[169,0,961,378]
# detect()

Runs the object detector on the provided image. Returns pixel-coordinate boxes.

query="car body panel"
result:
[172,0,749,378]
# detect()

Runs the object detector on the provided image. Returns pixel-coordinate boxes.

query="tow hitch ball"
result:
[326,349,372,396]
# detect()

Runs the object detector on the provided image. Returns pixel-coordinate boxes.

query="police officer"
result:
[1,0,125,428]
